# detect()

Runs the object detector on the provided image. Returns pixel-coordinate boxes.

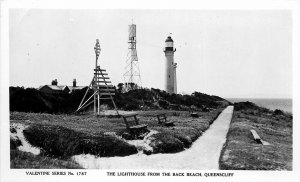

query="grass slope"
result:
[11,108,224,161]
[11,150,82,169]
[219,102,292,170]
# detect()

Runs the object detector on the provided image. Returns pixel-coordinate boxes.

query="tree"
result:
[117,83,124,93]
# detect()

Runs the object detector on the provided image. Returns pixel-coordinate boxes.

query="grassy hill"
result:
[10,85,231,168]
[219,101,292,170]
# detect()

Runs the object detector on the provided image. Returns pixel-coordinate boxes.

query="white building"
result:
[163,36,177,94]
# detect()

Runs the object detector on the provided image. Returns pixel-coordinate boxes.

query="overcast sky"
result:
[9,9,292,98]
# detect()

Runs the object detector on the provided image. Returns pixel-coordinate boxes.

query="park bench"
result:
[122,114,148,137]
[190,112,199,118]
[156,113,174,127]
[250,129,262,144]
[189,108,199,118]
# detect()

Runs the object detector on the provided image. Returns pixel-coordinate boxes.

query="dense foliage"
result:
[10,85,228,114]
[23,124,137,158]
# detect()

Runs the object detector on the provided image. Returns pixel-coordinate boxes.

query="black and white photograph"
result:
[1,0,299,181]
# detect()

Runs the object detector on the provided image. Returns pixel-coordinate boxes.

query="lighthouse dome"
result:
[165,36,174,49]
[165,36,173,42]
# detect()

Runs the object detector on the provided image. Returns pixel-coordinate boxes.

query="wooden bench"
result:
[122,114,148,137]
[190,112,199,118]
[156,113,174,127]
[250,129,262,144]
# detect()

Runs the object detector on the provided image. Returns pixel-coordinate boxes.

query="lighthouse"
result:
[164,36,177,94]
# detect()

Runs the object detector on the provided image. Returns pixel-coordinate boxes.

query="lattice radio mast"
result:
[76,39,119,116]
[123,24,142,91]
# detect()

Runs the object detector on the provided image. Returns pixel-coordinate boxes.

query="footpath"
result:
[73,106,234,169]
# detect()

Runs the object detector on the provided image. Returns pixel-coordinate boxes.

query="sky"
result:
[9,9,292,98]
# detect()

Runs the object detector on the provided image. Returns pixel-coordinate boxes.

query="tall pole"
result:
[94,39,100,69]
[130,51,133,86]
[76,39,119,116]
[97,94,100,115]
[94,94,96,113]
[94,39,101,115]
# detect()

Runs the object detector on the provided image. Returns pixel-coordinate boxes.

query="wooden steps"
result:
[93,67,116,98]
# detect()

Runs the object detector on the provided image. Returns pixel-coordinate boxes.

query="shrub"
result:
[124,103,140,110]
[149,133,184,153]
[10,137,21,150]
[274,109,284,115]
[23,124,138,158]
[10,149,83,169]
[158,100,169,109]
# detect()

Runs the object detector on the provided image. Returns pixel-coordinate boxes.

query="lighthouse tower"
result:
[164,36,177,94]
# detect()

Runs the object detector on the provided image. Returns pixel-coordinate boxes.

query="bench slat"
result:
[123,114,138,118]
[250,129,261,140]
[100,93,115,96]
[250,129,262,144]
[129,124,147,129]
[156,113,174,126]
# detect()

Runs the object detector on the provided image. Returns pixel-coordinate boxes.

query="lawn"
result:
[219,103,292,170]
[10,107,224,168]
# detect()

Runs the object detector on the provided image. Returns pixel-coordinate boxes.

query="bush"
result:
[234,101,271,114]
[23,124,138,158]
[10,87,50,113]
[158,100,169,109]
[124,102,140,110]
[10,137,22,150]
[274,109,284,115]
[149,133,184,153]
[10,149,83,169]
[10,85,228,113]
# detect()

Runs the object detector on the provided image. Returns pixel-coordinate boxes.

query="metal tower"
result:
[76,39,119,116]
[123,24,142,91]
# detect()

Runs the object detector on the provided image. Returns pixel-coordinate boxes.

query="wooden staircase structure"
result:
[76,66,119,116]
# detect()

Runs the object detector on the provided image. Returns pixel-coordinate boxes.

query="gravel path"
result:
[72,106,234,169]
